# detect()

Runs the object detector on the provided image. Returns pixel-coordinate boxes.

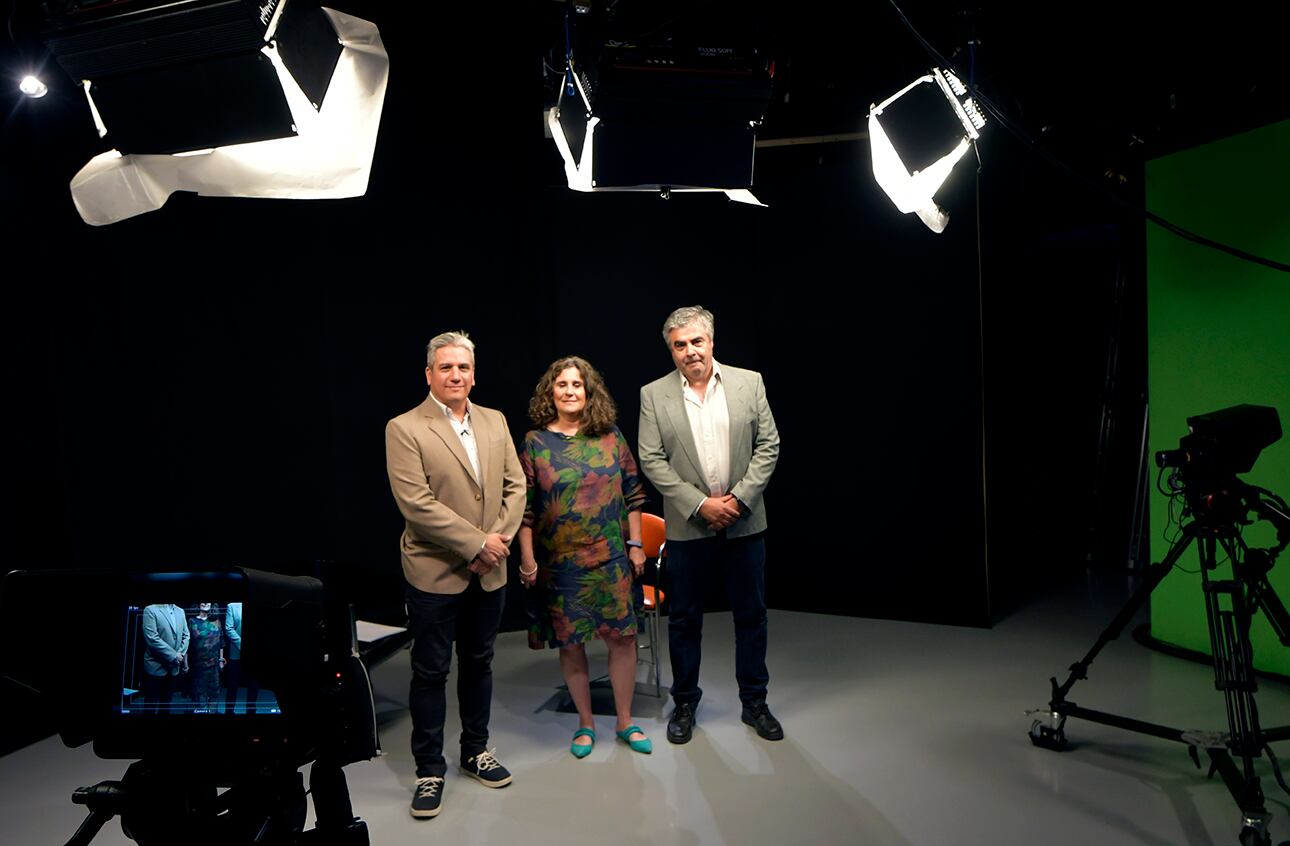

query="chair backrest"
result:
[640,513,666,558]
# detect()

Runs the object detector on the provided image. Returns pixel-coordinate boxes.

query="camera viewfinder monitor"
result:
[118,600,282,718]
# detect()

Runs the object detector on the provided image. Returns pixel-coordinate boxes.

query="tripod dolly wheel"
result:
[1239,825,1271,846]
[1029,718,1068,751]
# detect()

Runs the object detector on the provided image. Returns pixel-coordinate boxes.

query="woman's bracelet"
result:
[518,565,538,577]
[625,539,643,548]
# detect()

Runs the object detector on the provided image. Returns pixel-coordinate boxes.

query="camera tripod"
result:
[63,757,368,846]
[1031,484,1290,846]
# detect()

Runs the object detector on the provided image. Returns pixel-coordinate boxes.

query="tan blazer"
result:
[385,394,526,593]
[638,364,780,542]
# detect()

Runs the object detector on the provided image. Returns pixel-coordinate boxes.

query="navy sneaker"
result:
[461,749,512,788]
[410,776,444,818]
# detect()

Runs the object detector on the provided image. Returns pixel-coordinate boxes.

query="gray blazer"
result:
[638,364,780,541]
[141,603,189,677]
[225,602,243,660]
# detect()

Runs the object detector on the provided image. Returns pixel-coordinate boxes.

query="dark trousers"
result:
[140,672,178,714]
[223,659,260,713]
[666,531,769,707]
[405,576,505,778]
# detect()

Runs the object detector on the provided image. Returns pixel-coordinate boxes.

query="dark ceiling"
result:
[2,1,1287,222]
[528,2,1290,161]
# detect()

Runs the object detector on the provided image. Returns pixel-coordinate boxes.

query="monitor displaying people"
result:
[121,602,280,716]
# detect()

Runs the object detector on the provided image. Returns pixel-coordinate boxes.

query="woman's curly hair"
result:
[528,356,617,437]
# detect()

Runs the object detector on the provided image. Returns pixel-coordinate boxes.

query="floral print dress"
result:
[187,615,223,707]
[521,426,647,648]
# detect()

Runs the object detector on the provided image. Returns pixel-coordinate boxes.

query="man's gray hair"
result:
[426,331,476,366]
[661,306,715,345]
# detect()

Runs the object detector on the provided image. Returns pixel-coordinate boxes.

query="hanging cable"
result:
[883,0,1290,274]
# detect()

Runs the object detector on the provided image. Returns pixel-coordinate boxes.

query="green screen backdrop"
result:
[1147,119,1290,673]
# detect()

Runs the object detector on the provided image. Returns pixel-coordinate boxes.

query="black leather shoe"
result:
[667,702,696,744]
[741,703,784,741]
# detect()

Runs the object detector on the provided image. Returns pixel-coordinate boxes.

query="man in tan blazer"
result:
[385,330,525,819]
[638,305,782,745]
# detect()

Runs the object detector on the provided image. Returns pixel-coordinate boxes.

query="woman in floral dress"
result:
[187,601,226,709]
[517,356,652,757]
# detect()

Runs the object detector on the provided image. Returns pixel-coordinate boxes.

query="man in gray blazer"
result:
[140,602,188,714]
[638,305,782,744]
[386,331,525,819]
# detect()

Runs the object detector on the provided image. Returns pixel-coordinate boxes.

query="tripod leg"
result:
[1051,533,1195,704]
[309,760,355,829]
[66,781,126,846]
[64,809,115,846]
[1030,532,1195,750]
[1203,535,1274,846]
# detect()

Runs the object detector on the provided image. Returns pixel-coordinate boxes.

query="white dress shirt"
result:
[681,360,731,498]
[428,391,481,482]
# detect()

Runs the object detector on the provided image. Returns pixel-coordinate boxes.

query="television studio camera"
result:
[1030,404,1290,846]
[0,565,379,846]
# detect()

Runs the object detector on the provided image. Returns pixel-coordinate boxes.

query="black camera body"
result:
[0,565,377,844]
[1155,403,1282,479]
[1155,404,1285,531]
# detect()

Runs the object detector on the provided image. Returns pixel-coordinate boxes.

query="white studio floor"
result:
[6,573,1290,846]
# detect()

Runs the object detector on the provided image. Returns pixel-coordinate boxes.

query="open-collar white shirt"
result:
[680,360,731,498]
[428,391,481,482]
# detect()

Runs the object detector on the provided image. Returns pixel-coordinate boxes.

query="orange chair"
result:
[637,513,667,698]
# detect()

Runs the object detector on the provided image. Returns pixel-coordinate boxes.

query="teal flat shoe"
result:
[570,727,596,759]
[616,725,652,754]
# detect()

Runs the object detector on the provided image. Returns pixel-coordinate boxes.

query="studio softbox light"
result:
[868,68,986,233]
[39,0,388,225]
[548,30,773,205]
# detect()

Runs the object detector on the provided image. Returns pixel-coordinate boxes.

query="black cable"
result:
[1157,469,1194,569]
[973,91,1290,274]
[883,0,1290,275]
[1265,743,1290,799]
[1155,463,1175,498]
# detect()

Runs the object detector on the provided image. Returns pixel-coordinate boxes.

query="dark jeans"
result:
[405,576,505,778]
[666,531,769,707]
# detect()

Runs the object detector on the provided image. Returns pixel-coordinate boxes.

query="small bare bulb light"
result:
[19,75,49,99]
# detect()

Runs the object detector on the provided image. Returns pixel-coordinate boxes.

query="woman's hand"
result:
[518,557,539,589]
[628,546,646,577]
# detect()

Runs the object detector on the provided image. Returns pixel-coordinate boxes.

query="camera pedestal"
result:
[1031,493,1290,846]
